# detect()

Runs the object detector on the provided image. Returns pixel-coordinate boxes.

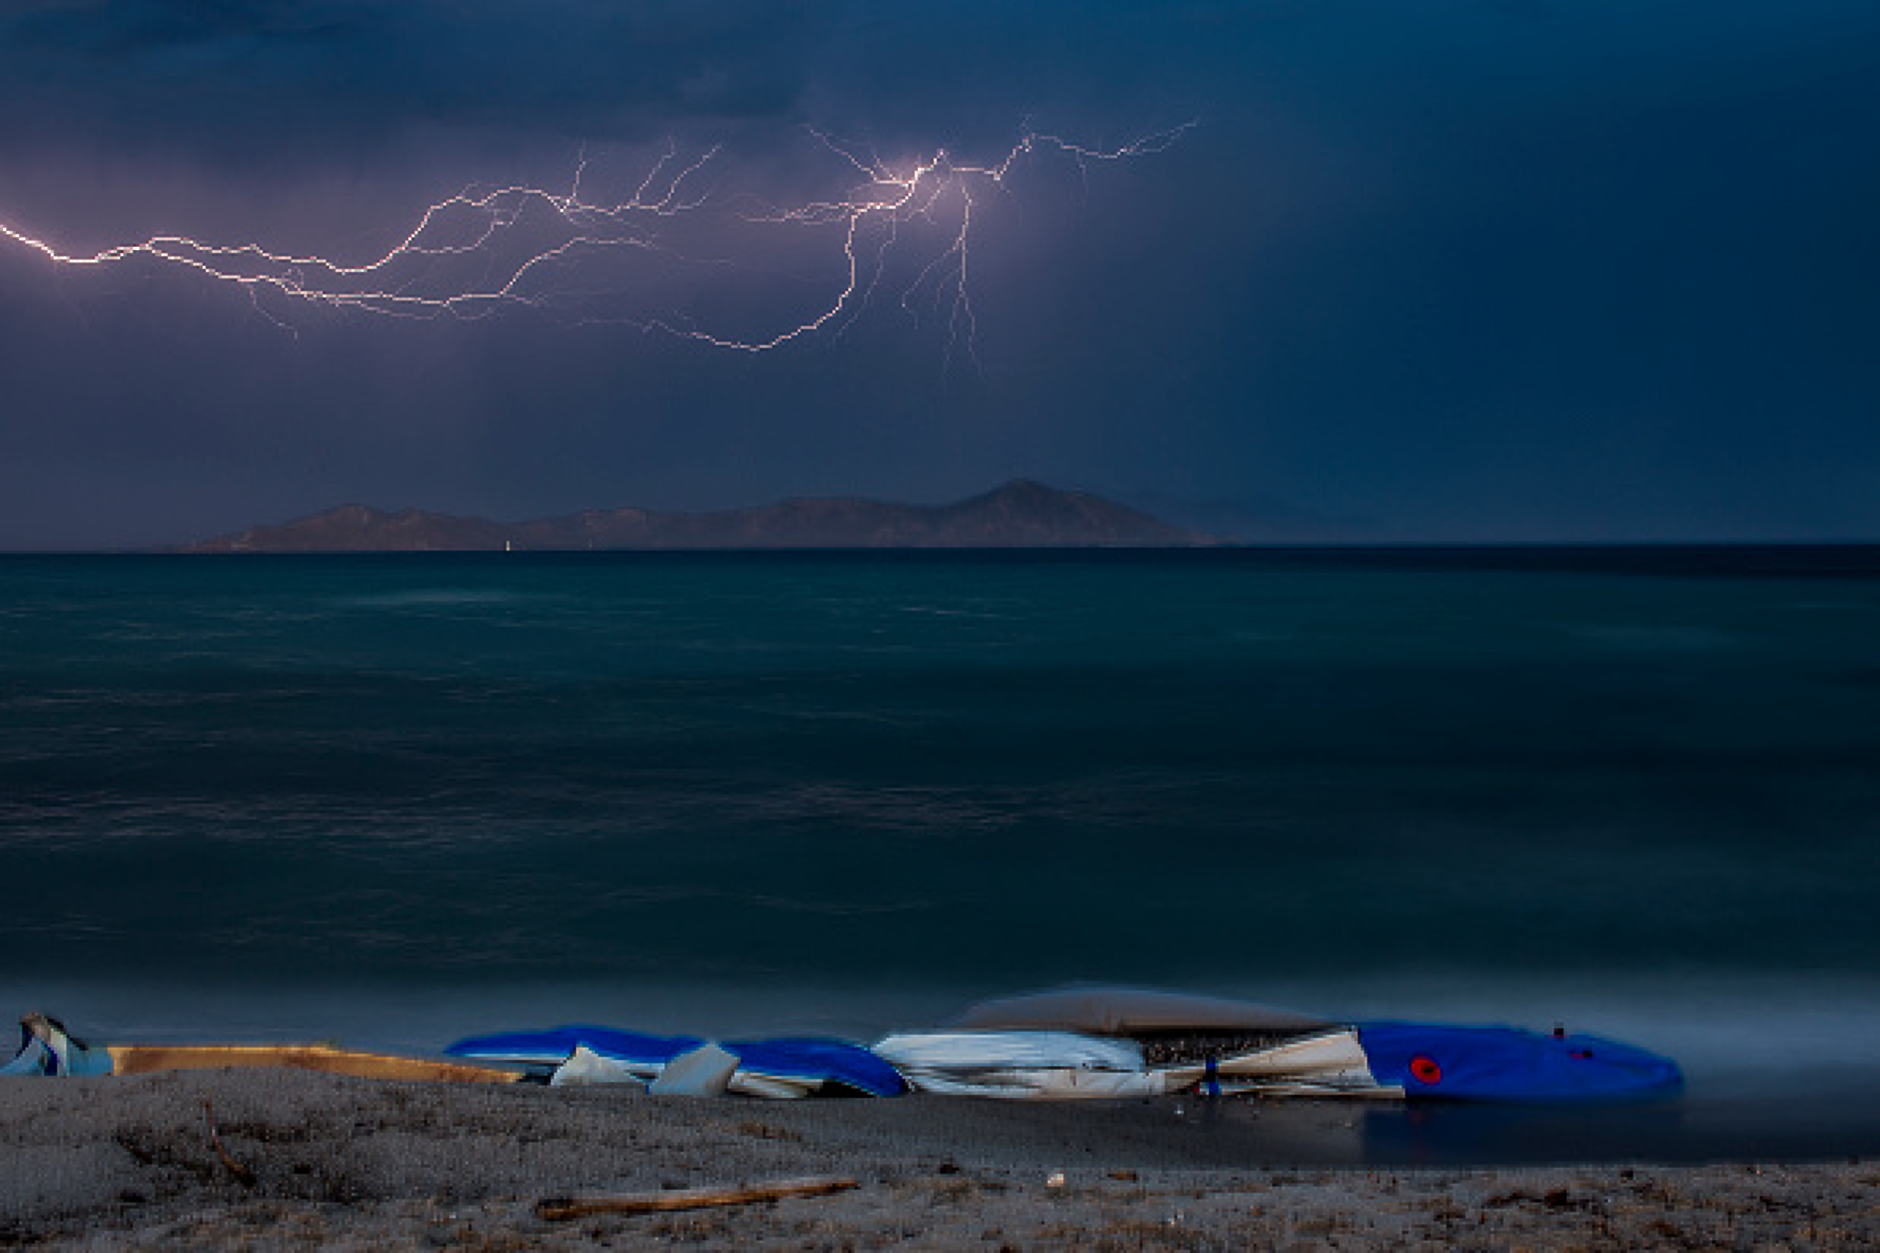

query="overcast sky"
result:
[2,0,1877,547]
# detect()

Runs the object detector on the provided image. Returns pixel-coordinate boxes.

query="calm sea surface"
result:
[4,549,1879,1159]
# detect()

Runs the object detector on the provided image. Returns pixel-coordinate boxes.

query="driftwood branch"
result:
[201,1099,257,1188]
[536,1175,859,1221]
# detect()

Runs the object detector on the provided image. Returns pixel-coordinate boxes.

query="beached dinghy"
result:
[3,1012,523,1084]
[875,988,1682,1103]
[444,1026,908,1097]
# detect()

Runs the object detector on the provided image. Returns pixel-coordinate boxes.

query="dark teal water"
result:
[5,549,1880,1153]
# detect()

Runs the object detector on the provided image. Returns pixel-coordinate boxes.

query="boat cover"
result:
[444,1025,907,1098]
[872,1030,1164,1098]
[872,1027,1383,1099]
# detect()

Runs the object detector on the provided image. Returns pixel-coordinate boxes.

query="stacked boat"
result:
[442,985,1681,1103]
[8,986,1683,1103]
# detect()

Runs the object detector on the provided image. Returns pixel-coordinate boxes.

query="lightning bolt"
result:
[0,122,1193,359]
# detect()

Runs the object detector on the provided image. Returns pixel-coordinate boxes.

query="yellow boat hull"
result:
[105,1043,521,1084]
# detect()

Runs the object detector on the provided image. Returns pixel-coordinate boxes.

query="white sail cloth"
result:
[872,1030,1171,1098]
[873,1027,1389,1099]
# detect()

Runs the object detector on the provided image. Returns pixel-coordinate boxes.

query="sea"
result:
[4,546,1880,1163]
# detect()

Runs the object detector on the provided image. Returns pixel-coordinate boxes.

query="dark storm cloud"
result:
[0,0,1233,162]
[0,0,831,158]
[1,1,1878,546]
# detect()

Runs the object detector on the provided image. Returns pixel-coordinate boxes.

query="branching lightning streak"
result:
[0,122,1192,357]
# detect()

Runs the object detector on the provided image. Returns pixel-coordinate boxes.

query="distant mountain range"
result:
[182,480,1217,552]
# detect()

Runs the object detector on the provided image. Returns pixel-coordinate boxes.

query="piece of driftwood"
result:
[202,1099,257,1188]
[536,1175,859,1221]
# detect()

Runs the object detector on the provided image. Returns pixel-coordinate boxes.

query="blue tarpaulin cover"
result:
[445,1025,907,1097]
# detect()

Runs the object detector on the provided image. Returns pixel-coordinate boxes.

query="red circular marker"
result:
[1409,1056,1443,1085]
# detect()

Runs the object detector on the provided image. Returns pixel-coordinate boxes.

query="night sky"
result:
[2,1,1877,548]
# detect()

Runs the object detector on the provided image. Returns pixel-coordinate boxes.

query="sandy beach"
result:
[5,1070,1877,1249]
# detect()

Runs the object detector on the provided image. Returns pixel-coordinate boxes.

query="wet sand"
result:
[4,1069,1878,1248]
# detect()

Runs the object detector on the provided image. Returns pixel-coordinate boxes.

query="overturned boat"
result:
[873,987,1683,1103]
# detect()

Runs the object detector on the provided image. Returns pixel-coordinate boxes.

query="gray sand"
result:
[4,1070,1877,1248]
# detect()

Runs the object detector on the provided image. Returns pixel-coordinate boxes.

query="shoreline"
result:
[5,1070,1876,1248]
